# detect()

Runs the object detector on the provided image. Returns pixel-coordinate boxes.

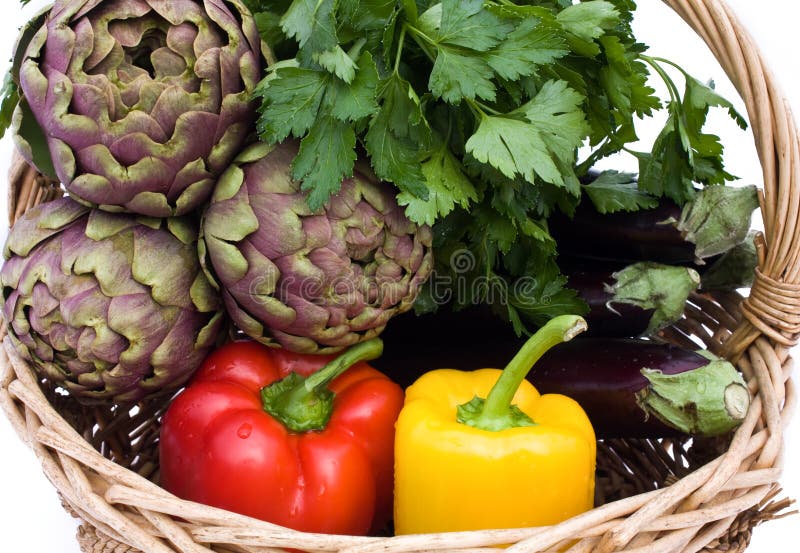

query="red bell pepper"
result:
[159,339,403,535]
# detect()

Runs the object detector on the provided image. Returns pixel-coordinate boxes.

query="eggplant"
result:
[552,174,759,265]
[529,338,750,439]
[550,199,692,264]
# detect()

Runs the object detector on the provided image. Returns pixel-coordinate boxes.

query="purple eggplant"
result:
[550,199,692,264]
[552,173,759,265]
[529,338,750,439]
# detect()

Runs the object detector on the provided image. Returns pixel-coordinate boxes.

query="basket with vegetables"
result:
[0,0,797,551]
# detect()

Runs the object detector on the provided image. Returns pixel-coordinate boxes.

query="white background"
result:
[0,1,798,551]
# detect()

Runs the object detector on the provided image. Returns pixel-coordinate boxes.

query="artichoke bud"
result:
[1,197,224,404]
[13,0,263,217]
[201,141,435,354]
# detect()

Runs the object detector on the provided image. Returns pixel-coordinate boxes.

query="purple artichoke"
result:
[0,198,224,403]
[201,141,434,354]
[13,0,262,217]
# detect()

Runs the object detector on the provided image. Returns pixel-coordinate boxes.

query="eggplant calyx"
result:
[636,358,750,437]
[605,262,700,334]
[676,185,760,262]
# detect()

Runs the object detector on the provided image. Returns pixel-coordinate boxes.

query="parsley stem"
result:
[645,56,691,79]
[464,98,485,121]
[404,24,438,63]
[348,38,367,61]
[640,54,681,105]
[475,101,501,116]
[464,98,502,118]
[394,26,407,73]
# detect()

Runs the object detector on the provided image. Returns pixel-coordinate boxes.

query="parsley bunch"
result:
[224,0,743,332]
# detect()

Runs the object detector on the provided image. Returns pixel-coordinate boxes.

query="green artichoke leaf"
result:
[190,273,221,314]
[196,311,225,349]
[4,200,89,258]
[166,217,198,246]
[110,296,171,368]
[212,165,249,203]
[235,142,279,165]
[203,235,252,283]
[134,227,198,308]
[126,191,179,219]
[71,238,142,299]
[85,211,138,241]
[205,180,260,243]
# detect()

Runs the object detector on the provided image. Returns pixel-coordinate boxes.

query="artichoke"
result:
[201,141,434,354]
[13,0,262,217]
[0,197,223,403]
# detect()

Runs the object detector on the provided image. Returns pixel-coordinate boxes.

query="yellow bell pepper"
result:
[394,315,596,534]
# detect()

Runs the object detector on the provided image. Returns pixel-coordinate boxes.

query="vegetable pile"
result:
[0,0,762,540]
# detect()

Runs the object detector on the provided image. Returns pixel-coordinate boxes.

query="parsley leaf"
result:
[505,244,588,332]
[281,0,338,56]
[398,142,478,226]
[486,17,569,81]
[582,170,659,213]
[466,80,588,189]
[255,53,380,206]
[414,0,513,103]
[467,115,559,183]
[313,46,359,83]
[429,48,497,103]
[635,57,747,202]
[365,73,431,199]
[324,53,380,122]
[520,80,590,163]
[685,75,747,131]
[365,122,429,199]
[418,0,510,52]
[0,72,19,139]
[254,65,327,143]
[557,0,619,56]
[292,117,357,210]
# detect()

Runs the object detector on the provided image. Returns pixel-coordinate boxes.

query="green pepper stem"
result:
[460,315,586,431]
[305,338,384,391]
[261,338,384,433]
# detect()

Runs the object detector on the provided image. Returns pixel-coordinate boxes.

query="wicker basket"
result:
[1,0,799,551]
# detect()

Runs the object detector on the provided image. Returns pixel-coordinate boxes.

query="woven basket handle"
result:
[7,148,61,227]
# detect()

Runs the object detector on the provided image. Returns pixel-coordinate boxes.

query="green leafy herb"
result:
[633,56,746,204]
[0,72,19,139]
[246,0,745,334]
[582,170,658,214]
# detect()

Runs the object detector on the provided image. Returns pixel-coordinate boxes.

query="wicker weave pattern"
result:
[1,0,798,551]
